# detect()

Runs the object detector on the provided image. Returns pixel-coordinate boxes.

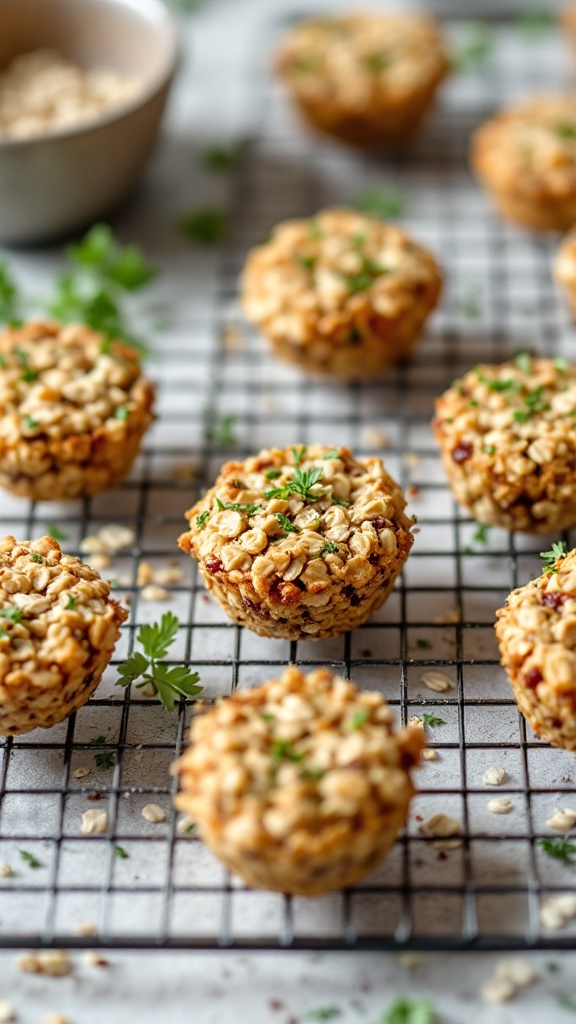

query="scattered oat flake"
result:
[403,451,421,470]
[481,977,516,1004]
[18,950,72,976]
[0,862,13,877]
[424,812,462,849]
[83,951,108,967]
[177,815,195,835]
[72,767,91,780]
[90,553,112,570]
[546,808,576,831]
[141,803,166,823]
[488,798,513,815]
[137,562,155,586]
[73,921,98,937]
[140,584,170,602]
[434,609,460,624]
[421,748,438,761]
[0,1001,15,1023]
[540,894,576,930]
[80,535,109,555]
[97,524,135,551]
[408,715,424,729]
[360,427,390,449]
[43,1015,70,1024]
[80,808,109,835]
[154,567,183,586]
[495,958,537,988]
[221,324,245,350]
[482,765,506,786]
[421,670,453,692]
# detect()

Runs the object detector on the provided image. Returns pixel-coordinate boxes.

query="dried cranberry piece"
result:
[242,598,270,621]
[451,443,473,464]
[524,667,543,690]
[371,516,388,530]
[204,556,223,574]
[368,553,380,567]
[542,592,568,610]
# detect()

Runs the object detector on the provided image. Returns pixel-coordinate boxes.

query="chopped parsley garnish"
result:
[30,553,43,564]
[308,218,323,240]
[295,253,316,272]
[114,405,129,421]
[0,606,22,624]
[304,1009,342,1022]
[540,836,576,865]
[265,466,324,502]
[458,289,480,318]
[196,511,209,531]
[204,413,236,447]
[415,639,432,650]
[482,444,495,456]
[46,524,68,542]
[178,207,228,245]
[291,445,306,466]
[341,255,388,294]
[554,356,570,372]
[47,223,155,353]
[477,372,517,393]
[422,713,446,729]
[317,541,338,558]
[354,186,405,219]
[323,450,341,460]
[260,711,275,723]
[558,994,576,1012]
[452,24,492,72]
[14,347,29,365]
[514,350,532,374]
[116,611,202,711]
[523,385,550,415]
[215,498,262,515]
[540,542,568,574]
[265,467,281,479]
[90,735,108,746]
[64,595,77,610]
[346,708,370,731]
[20,367,39,383]
[94,750,115,770]
[466,522,490,552]
[0,628,8,640]
[382,997,437,1024]
[0,258,21,325]
[274,512,299,534]
[331,495,350,508]
[271,739,305,763]
[293,55,321,73]
[115,845,129,859]
[202,140,247,171]
[24,415,38,429]
[362,53,390,73]
[19,850,41,869]
[547,961,561,974]
[557,123,576,140]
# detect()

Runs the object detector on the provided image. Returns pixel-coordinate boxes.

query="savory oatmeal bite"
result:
[554,229,576,317]
[178,444,415,640]
[0,321,155,501]
[434,355,576,534]
[173,666,425,895]
[471,96,576,230]
[275,13,449,147]
[496,544,576,751]
[0,535,127,736]
[240,208,442,379]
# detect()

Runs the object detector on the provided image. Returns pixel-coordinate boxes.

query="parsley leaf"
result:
[514,350,532,374]
[202,140,247,171]
[275,512,299,534]
[341,255,388,294]
[178,208,227,245]
[380,997,437,1024]
[354,186,405,219]
[31,553,43,564]
[422,713,446,729]
[557,123,576,140]
[271,739,305,763]
[295,253,316,272]
[346,708,370,731]
[555,356,570,372]
[540,542,568,574]
[0,606,22,624]
[476,372,517,393]
[265,467,281,479]
[540,836,576,865]
[558,994,576,1012]
[116,612,202,712]
[323,449,341,460]
[24,415,38,429]
[19,850,41,869]
[316,541,338,558]
[304,1010,342,1022]
[46,524,68,543]
[215,498,262,515]
[453,25,492,72]
[64,595,77,609]
[265,466,324,502]
[115,845,129,859]
[291,445,306,466]
[114,405,129,421]
[94,750,115,770]
[0,258,22,325]
[196,511,209,531]
[204,413,236,447]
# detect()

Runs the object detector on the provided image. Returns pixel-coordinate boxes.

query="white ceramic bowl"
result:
[0,0,178,245]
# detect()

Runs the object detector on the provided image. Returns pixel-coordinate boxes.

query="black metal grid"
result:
[1,10,576,951]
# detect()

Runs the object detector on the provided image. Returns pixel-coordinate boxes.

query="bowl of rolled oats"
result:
[0,0,177,245]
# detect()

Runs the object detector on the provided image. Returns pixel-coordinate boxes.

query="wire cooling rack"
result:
[1,4,576,951]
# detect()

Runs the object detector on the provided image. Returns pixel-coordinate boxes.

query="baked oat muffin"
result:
[0,321,155,501]
[174,666,425,895]
[471,96,576,231]
[496,545,576,750]
[0,535,127,736]
[178,444,414,640]
[434,355,576,533]
[554,229,576,317]
[275,13,449,147]
[241,209,442,379]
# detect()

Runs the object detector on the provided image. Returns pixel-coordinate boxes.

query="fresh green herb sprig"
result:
[316,541,338,558]
[291,445,306,466]
[215,498,262,515]
[346,708,370,731]
[264,466,324,502]
[47,224,156,353]
[275,512,299,534]
[353,187,405,219]
[304,1009,342,1022]
[46,524,68,543]
[0,606,22,625]
[0,259,21,325]
[323,449,341,460]
[271,739,305,763]
[464,522,490,554]
[196,511,209,531]
[115,845,129,859]
[540,542,568,575]
[476,372,518,393]
[116,611,202,711]
[202,140,247,171]
[513,385,550,423]
[422,713,446,729]
[540,836,576,865]
[94,750,115,770]
[514,350,533,374]
[178,207,228,245]
[19,850,41,869]
[204,413,236,447]
[381,997,437,1024]
[341,254,388,294]
[452,24,493,72]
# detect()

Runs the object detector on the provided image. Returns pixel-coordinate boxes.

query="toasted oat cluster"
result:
[241,209,442,379]
[0,535,127,736]
[434,356,576,533]
[554,229,576,317]
[179,444,414,640]
[496,547,576,750]
[471,96,576,230]
[0,321,155,500]
[174,666,424,895]
[275,13,449,147]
